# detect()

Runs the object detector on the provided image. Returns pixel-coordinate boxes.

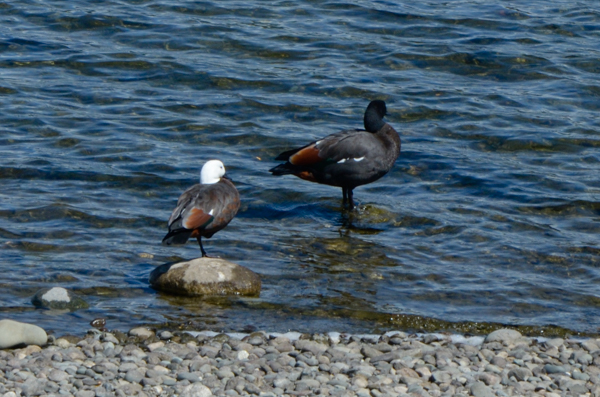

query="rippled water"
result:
[1,0,599,337]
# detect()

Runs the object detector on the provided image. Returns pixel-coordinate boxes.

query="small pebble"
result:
[128,327,155,339]
[544,364,567,374]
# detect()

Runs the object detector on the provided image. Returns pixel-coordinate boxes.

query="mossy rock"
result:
[32,287,89,311]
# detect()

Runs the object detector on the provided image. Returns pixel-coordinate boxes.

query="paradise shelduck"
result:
[162,160,240,257]
[269,100,400,209]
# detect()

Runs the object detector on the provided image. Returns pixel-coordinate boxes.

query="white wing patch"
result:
[209,209,214,216]
[338,157,365,164]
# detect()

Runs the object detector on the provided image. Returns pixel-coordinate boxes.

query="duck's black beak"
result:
[222,173,232,181]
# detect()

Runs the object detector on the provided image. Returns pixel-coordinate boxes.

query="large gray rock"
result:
[0,319,48,349]
[32,287,89,310]
[149,258,261,297]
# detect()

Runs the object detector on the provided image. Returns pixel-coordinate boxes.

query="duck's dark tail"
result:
[270,146,310,175]
[274,147,302,161]
[269,162,300,176]
[162,229,193,246]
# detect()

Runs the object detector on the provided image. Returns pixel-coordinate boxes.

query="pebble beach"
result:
[1,327,599,397]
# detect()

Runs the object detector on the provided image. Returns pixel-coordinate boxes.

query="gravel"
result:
[1,328,599,397]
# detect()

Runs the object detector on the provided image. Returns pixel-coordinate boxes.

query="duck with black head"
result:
[269,100,400,209]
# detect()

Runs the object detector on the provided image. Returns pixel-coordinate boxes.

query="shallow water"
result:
[1,0,599,337]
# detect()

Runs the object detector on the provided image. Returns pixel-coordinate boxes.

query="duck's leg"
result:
[348,189,354,210]
[342,187,348,205]
[196,236,208,257]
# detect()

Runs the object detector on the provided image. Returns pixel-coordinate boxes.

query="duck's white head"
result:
[200,159,226,184]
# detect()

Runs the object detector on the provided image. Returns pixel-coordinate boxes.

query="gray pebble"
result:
[273,377,291,388]
[490,355,507,368]
[581,340,599,352]
[545,338,565,348]
[508,367,532,381]
[247,336,264,346]
[83,378,99,386]
[370,350,402,363]
[361,345,383,359]
[431,370,452,384]
[294,340,328,356]
[572,370,590,381]
[470,381,495,397]
[141,377,159,386]
[484,364,502,374]
[180,383,212,397]
[485,329,522,344]
[177,372,202,383]
[327,378,349,388]
[478,372,500,386]
[124,369,144,384]
[297,354,319,366]
[172,357,183,364]
[118,362,138,372]
[244,383,261,395]
[75,390,95,397]
[572,350,593,365]
[20,377,45,396]
[217,368,235,379]
[45,381,60,393]
[544,364,567,374]
[49,369,69,382]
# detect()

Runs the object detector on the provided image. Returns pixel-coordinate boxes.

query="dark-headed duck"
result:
[269,100,400,209]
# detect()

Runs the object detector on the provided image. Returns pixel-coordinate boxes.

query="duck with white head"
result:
[162,160,240,257]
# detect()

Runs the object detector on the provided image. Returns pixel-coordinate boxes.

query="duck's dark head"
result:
[363,100,387,133]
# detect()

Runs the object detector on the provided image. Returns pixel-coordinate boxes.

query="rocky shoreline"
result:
[1,327,599,397]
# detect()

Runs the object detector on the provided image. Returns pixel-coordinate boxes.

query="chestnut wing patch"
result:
[183,207,214,230]
[289,144,322,166]
[296,171,317,182]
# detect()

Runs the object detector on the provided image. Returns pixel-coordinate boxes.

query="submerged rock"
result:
[149,258,261,297]
[0,319,47,349]
[32,287,89,310]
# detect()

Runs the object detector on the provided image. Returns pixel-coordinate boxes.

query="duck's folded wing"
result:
[167,185,214,231]
[312,129,373,164]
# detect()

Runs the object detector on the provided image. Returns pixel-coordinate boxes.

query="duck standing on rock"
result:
[162,160,240,257]
[269,100,400,210]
